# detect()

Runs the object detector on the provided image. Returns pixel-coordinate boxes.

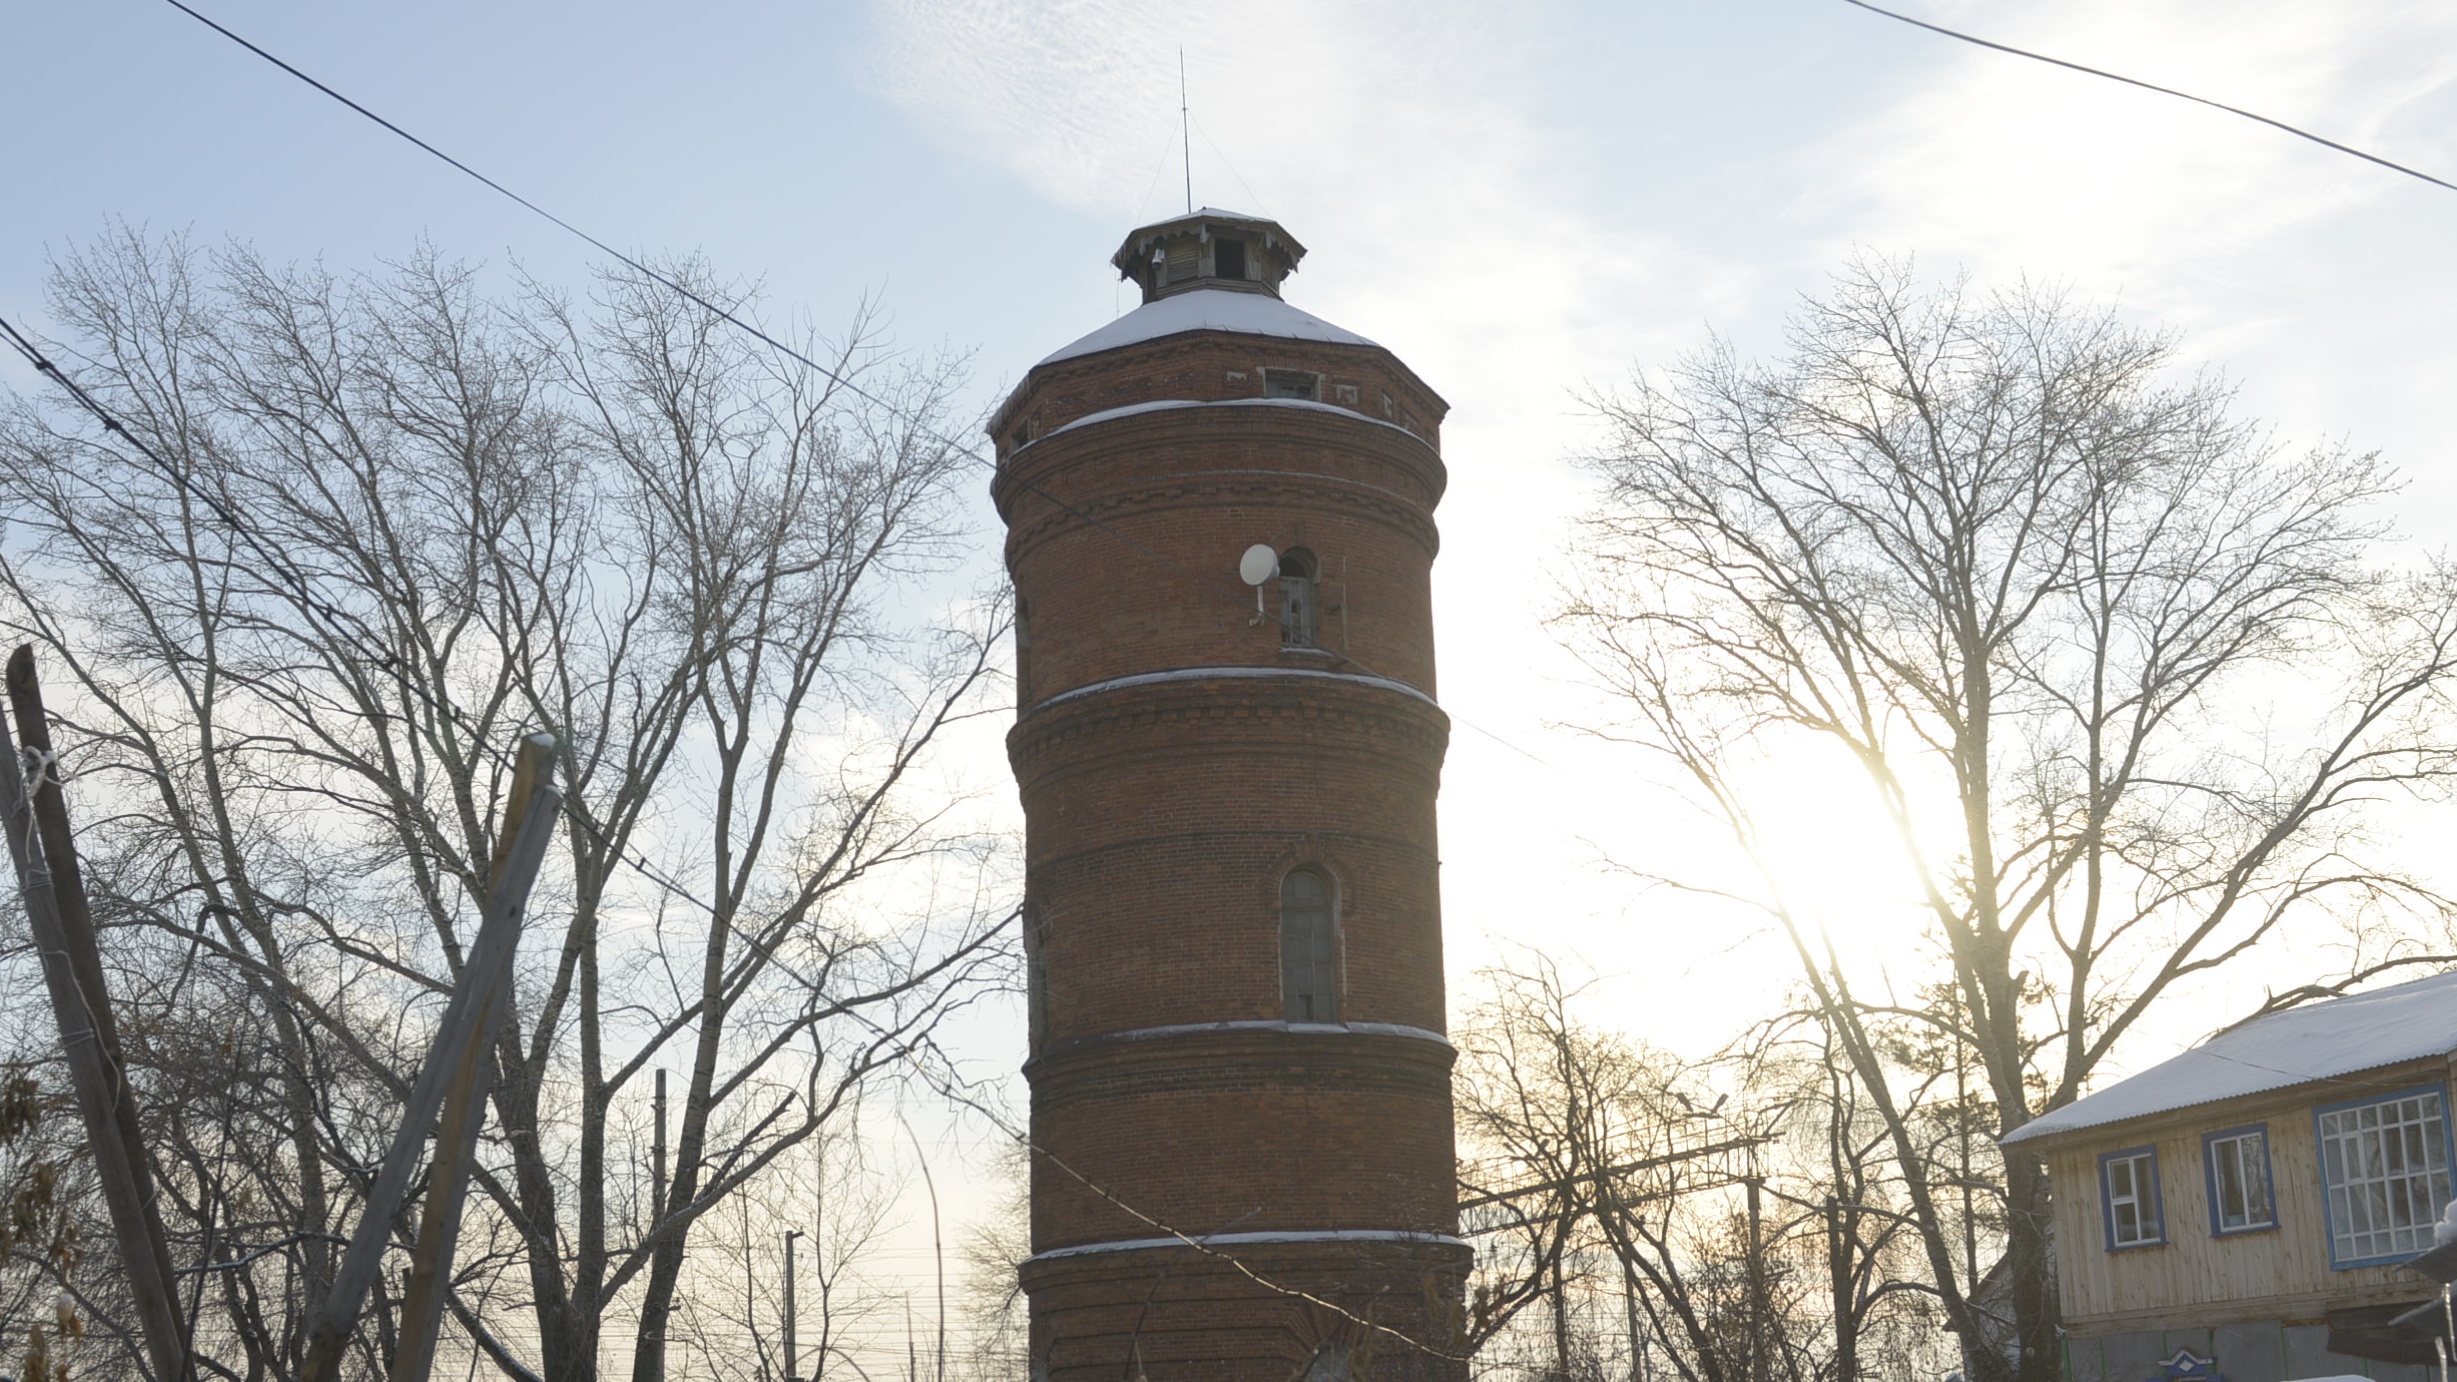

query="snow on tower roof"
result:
[2001,969,2457,1146]
[1036,286,1380,368]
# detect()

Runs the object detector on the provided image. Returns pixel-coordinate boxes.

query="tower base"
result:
[1023,1236,1472,1382]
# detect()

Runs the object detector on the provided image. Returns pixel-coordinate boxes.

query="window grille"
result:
[1264,369,1320,401]
[2319,1089,2452,1264]
[1280,869,1336,1023]
[2204,1127,2274,1233]
[1277,548,1319,647]
[2101,1148,2161,1248]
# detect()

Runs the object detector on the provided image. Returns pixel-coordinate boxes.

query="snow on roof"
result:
[1037,287,1378,368]
[2002,969,2457,1146]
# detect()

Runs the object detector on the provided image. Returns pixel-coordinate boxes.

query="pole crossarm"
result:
[1456,1133,1773,1213]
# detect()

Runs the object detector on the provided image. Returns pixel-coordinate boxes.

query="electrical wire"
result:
[10,9,1550,1355]
[5,218,1473,1382]
[1,310,700,915]
[1842,0,2457,195]
[0,314,435,713]
[145,0,1176,574]
[7,304,1480,1370]
[913,1060,1475,1363]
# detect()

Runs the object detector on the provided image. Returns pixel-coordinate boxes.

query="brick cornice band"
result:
[1023,1229,1473,1268]
[1025,1021,1458,1107]
[1029,664,1437,715]
[1009,668,1452,782]
[1010,395,1441,463]
[1060,1017,1452,1048]
[992,395,1448,532]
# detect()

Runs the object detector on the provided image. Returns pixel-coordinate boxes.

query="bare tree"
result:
[1456,962,1822,1382]
[1558,258,2457,1382]
[943,1134,1027,1382]
[0,228,1013,1382]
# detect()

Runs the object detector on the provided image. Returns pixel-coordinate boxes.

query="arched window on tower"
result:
[1278,547,1319,648]
[1280,869,1337,1023]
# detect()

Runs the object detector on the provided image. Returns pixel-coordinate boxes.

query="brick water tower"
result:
[990,211,1467,1382]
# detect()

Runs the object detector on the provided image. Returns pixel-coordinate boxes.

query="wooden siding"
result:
[2043,1055,2453,1335]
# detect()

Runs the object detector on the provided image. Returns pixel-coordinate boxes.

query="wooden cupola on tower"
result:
[991,211,1464,1382]
[1112,209,1305,301]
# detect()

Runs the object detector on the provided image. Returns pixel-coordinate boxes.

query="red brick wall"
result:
[990,332,1449,457]
[994,402,1447,706]
[1002,322,1466,1382]
[1023,1239,1473,1382]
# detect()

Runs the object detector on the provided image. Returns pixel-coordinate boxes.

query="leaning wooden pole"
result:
[389,733,560,1382]
[296,733,561,1382]
[0,647,190,1382]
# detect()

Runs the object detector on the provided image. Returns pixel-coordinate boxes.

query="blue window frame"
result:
[2202,1124,2277,1235]
[2099,1145,2164,1250]
[2315,1084,2454,1268]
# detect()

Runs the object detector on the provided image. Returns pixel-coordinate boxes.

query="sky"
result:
[8,0,2457,1366]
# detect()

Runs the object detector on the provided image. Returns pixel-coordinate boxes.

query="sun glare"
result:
[1730,732,1942,968]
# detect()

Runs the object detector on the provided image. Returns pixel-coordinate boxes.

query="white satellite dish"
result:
[1239,543,1279,615]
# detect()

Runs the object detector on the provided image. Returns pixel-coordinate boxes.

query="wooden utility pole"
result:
[1550,1244,1571,1382]
[1745,1176,1767,1382]
[653,1067,668,1222]
[1620,1254,1646,1382]
[0,647,190,1382]
[297,733,562,1382]
[785,1229,803,1382]
[389,733,561,1382]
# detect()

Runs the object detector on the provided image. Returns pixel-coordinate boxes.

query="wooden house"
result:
[2005,971,2457,1382]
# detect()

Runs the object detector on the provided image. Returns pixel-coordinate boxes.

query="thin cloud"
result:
[1806,0,2457,298]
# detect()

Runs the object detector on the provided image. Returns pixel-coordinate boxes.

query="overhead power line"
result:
[147,0,1175,583]
[150,0,997,460]
[142,0,1568,775]
[1841,0,2457,195]
[6,16,1529,1366]
[0,313,426,702]
[0,310,741,929]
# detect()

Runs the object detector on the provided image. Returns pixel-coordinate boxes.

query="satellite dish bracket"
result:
[1238,543,1279,616]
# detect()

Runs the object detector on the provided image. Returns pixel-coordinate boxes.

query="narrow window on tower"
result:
[1280,869,1337,1023]
[1214,237,1248,280]
[1264,369,1321,401]
[1022,897,1051,1052]
[1014,596,1033,709]
[1278,547,1320,647]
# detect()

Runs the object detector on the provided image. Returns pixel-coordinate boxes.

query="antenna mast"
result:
[1180,50,1192,214]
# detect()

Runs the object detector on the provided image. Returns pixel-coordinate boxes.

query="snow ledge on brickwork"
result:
[1013,396,1429,458]
[1037,287,1378,367]
[2000,968,2457,1146]
[1026,1229,1471,1266]
[1026,665,1437,716]
[1085,1019,1451,1049]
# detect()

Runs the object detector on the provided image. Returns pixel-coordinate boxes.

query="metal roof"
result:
[2002,968,2457,1146]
